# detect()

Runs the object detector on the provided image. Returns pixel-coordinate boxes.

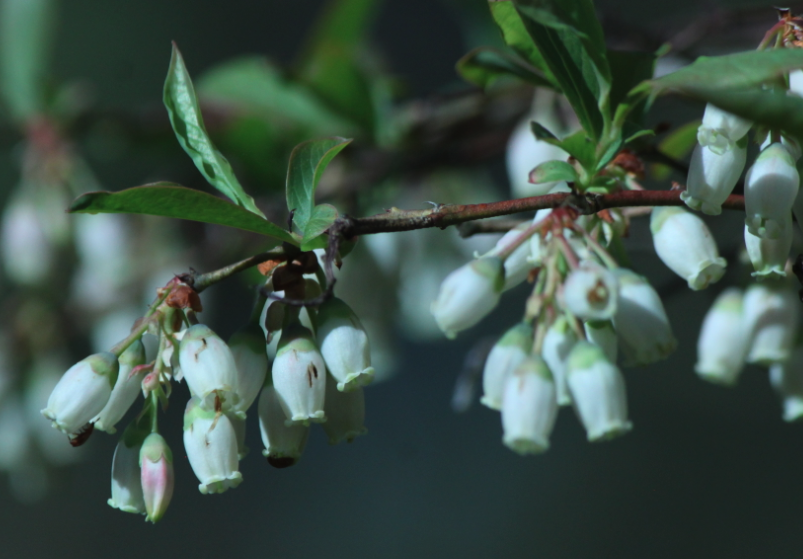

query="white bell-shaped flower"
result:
[322,373,367,445]
[566,341,632,441]
[481,322,533,411]
[697,104,751,154]
[744,219,791,280]
[430,256,504,339]
[769,347,803,422]
[182,397,242,495]
[650,206,726,290]
[316,297,374,392]
[41,352,118,436]
[258,385,309,468]
[695,288,747,385]
[745,142,799,239]
[228,325,268,416]
[178,324,241,411]
[790,69,803,97]
[541,316,577,406]
[743,281,799,365]
[681,143,747,215]
[562,261,618,321]
[272,324,327,425]
[613,269,677,366]
[584,320,618,364]
[108,421,148,514]
[501,356,558,455]
[486,224,534,291]
[139,432,173,523]
[94,340,147,434]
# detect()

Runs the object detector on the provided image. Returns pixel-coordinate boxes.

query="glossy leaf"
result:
[163,43,265,217]
[646,49,803,97]
[489,1,556,86]
[457,46,553,88]
[554,130,596,170]
[0,0,55,122]
[529,160,578,184]
[513,3,604,140]
[301,204,338,251]
[296,0,378,131]
[286,137,351,234]
[68,183,296,244]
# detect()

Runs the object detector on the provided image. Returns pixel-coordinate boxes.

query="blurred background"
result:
[0,0,802,558]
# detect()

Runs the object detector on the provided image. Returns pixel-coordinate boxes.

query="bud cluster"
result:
[39,253,374,522]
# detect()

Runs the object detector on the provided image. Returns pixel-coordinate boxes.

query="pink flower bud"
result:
[139,433,174,523]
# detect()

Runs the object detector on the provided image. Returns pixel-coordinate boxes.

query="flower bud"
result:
[139,433,174,523]
[481,322,533,411]
[769,347,803,422]
[228,325,268,416]
[108,421,149,514]
[745,142,799,239]
[322,374,367,445]
[178,324,240,411]
[183,397,243,494]
[695,288,747,385]
[681,143,747,215]
[487,224,534,291]
[258,385,309,468]
[584,320,617,364]
[541,316,577,406]
[501,356,558,455]
[94,340,147,434]
[650,206,726,290]
[743,282,798,365]
[272,324,326,425]
[744,219,791,281]
[430,256,504,339]
[41,352,118,436]
[697,104,751,154]
[316,297,374,392]
[613,269,677,366]
[566,341,632,441]
[562,262,618,321]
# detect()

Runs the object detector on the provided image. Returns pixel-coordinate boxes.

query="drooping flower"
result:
[258,384,309,468]
[566,341,632,442]
[501,356,558,455]
[322,373,367,445]
[681,143,747,215]
[178,324,240,412]
[613,269,677,366]
[271,324,327,425]
[316,297,374,392]
[108,420,148,514]
[744,219,791,281]
[744,142,799,239]
[486,224,535,291]
[41,352,118,437]
[228,325,268,416]
[743,281,798,366]
[182,397,242,495]
[540,316,577,406]
[696,104,752,154]
[94,340,147,434]
[430,256,504,339]
[562,261,619,321]
[139,433,174,523]
[651,206,726,290]
[695,288,747,386]
[481,322,533,411]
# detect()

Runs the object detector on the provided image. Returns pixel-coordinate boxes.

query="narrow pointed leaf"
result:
[457,46,554,88]
[164,43,265,217]
[286,137,351,234]
[69,183,296,244]
[489,1,557,86]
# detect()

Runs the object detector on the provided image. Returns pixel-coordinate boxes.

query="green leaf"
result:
[286,137,351,234]
[300,203,338,250]
[531,121,559,141]
[489,1,557,86]
[457,46,554,88]
[529,160,578,184]
[646,49,803,97]
[512,3,604,140]
[163,43,265,217]
[0,0,55,122]
[295,0,378,131]
[623,129,655,143]
[554,130,596,170]
[69,183,296,244]
[197,57,358,137]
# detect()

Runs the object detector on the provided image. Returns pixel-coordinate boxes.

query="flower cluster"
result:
[40,254,373,522]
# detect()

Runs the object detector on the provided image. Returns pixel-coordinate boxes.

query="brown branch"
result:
[340,191,745,238]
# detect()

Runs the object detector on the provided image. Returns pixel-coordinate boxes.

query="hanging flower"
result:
[316,297,374,392]
[745,142,799,239]
[481,322,533,411]
[139,433,174,523]
[562,261,619,321]
[182,397,242,495]
[94,340,147,434]
[500,356,558,455]
[540,316,577,406]
[695,288,747,386]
